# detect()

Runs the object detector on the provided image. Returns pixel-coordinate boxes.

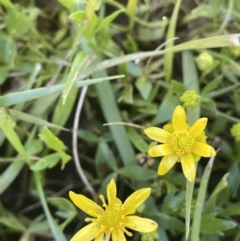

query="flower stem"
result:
[190,156,215,241]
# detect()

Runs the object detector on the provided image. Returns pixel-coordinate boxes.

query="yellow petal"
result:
[124,216,158,233]
[112,228,126,241]
[122,188,151,215]
[192,142,216,157]
[107,179,117,205]
[189,118,207,138]
[70,223,99,241]
[158,154,178,175]
[172,105,187,131]
[95,232,110,241]
[192,152,201,162]
[144,127,171,143]
[69,191,103,217]
[148,144,174,157]
[180,153,196,182]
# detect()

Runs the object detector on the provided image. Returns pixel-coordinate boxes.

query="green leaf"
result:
[69,11,86,25]
[0,75,123,107]
[0,109,28,158]
[10,109,67,131]
[126,127,148,152]
[6,6,39,38]
[98,140,118,170]
[57,0,75,10]
[39,127,64,152]
[164,0,182,81]
[200,214,236,233]
[28,215,49,234]
[201,75,223,95]
[0,32,16,66]
[135,77,152,100]
[77,129,99,142]
[30,158,49,171]
[0,67,8,85]
[26,139,43,155]
[60,152,71,169]
[221,202,240,217]
[158,213,185,232]
[118,164,157,181]
[204,173,229,214]
[152,90,179,125]
[0,212,26,232]
[95,9,124,33]
[118,84,133,104]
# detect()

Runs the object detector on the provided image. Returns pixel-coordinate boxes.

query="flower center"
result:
[170,131,195,156]
[100,203,123,229]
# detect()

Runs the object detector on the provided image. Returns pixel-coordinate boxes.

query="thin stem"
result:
[190,156,215,241]
[72,86,97,201]
[103,122,144,129]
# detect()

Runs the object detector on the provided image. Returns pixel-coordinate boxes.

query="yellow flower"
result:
[144,105,216,182]
[69,179,158,241]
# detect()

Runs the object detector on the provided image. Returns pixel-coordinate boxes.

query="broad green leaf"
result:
[0,32,16,66]
[200,214,236,233]
[220,202,240,217]
[62,52,93,104]
[135,77,152,100]
[95,9,124,33]
[39,127,64,152]
[0,109,28,158]
[228,162,240,198]
[126,127,148,152]
[118,164,157,181]
[0,75,123,107]
[158,213,185,232]
[118,84,133,104]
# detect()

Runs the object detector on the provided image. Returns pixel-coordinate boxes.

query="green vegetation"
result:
[0,0,240,241]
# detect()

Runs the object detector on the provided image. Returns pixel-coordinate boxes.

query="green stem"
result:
[34,172,67,241]
[190,156,215,241]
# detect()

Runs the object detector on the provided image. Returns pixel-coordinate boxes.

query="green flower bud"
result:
[179,90,200,110]
[230,123,240,142]
[230,47,240,58]
[195,51,214,71]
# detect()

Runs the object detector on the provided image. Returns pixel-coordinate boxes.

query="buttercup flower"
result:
[69,179,158,241]
[144,105,216,182]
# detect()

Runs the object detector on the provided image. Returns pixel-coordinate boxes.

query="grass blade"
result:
[164,0,182,81]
